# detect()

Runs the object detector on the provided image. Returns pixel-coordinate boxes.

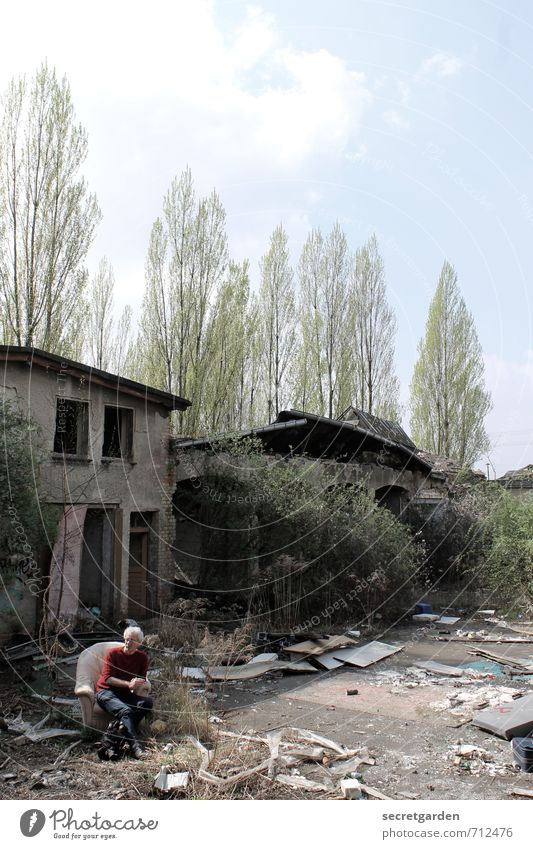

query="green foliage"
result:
[178,439,423,626]
[0,62,100,352]
[350,234,401,420]
[478,490,533,607]
[410,261,491,465]
[258,224,296,420]
[0,401,58,566]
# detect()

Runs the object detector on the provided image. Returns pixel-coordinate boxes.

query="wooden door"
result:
[128,529,149,618]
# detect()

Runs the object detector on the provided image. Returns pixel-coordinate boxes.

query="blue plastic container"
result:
[415,603,433,615]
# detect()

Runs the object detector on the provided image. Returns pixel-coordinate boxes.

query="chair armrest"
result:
[75,685,95,699]
[76,692,95,727]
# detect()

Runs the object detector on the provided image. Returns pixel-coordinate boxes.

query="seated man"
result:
[96,625,152,759]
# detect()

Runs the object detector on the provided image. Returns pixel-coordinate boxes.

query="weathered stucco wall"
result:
[2,361,176,619]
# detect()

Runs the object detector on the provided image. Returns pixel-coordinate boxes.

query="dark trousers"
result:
[96,688,153,743]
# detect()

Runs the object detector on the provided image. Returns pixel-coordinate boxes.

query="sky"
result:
[1,0,532,477]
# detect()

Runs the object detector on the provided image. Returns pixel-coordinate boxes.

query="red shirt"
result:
[96,647,149,691]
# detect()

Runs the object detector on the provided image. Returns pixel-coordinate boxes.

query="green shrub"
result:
[481,490,533,608]
[178,439,423,626]
[0,401,58,568]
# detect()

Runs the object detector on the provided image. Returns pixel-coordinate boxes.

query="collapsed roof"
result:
[176,407,433,474]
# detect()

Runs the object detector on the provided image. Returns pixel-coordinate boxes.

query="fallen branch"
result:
[53,740,81,766]
[290,728,354,757]
[198,757,272,787]
[187,736,213,771]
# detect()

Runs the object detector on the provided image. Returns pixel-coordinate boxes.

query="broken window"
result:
[102,406,133,459]
[53,399,89,456]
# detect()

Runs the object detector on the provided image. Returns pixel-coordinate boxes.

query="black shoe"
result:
[130,743,145,760]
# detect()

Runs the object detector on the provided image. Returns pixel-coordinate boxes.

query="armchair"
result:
[74,641,151,730]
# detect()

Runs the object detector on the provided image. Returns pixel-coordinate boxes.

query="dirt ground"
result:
[1,620,533,801]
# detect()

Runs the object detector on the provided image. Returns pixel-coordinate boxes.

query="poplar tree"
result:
[138,168,228,432]
[410,260,491,465]
[0,63,100,352]
[293,223,351,418]
[258,225,295,420]
[350,235,400,420]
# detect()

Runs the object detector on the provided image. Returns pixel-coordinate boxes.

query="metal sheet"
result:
[333,640,404,668]
[206,659,317,681]
[286,635,356,656]
[313,651,346,670]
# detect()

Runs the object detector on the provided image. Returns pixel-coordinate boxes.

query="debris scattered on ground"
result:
[468,647,533,673]
[187,726,378,797]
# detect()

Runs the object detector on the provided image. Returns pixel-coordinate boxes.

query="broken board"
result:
[250,653,278,664]
[312,651,347,670]
[415,660,464,677]
[472,693,533,740]
[206,659,317,681]
[333,641,404,668]
[286,635,356,656]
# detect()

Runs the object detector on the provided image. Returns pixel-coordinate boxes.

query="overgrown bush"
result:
[471,488,533,609]
[406,497,486,587]
[151,655,210,739]
[0,401,58,568]
[177,438,424,626]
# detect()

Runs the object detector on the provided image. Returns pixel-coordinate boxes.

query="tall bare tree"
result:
[0,63,100,352]
[410,260,491,465]
[349,235,400,420]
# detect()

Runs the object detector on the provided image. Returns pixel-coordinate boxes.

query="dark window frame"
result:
[53,398,90,457]
[102,405,134,460]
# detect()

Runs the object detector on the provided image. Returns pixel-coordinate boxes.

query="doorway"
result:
[128,512,153,618]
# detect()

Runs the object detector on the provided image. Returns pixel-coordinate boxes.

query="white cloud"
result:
[383,109,410,129]
[418,52,464,79]
[0,1,372,173]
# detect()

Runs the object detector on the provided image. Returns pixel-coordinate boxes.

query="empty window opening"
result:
[103,406,133,459]
[53,399,89,456]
